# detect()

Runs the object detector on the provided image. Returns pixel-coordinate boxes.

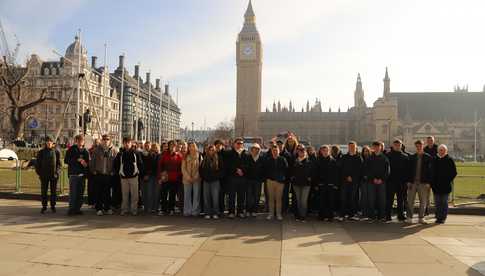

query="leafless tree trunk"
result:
[0,56,57,140]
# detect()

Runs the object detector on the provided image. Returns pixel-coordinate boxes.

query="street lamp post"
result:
[191,122,194,141]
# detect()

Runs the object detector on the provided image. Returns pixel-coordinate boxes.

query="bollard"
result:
[15,159,21,193]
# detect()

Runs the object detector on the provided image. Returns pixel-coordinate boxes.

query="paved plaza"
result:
[0,199,485,276]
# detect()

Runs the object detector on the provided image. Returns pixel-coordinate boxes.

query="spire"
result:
[240,0,259,35]
[245,0,255,19]
[383,67,391,99]
[354,73,366,108]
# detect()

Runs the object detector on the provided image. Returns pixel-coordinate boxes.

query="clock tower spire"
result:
[235,0,262,137]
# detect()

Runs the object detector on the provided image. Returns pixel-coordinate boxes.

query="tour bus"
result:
[242,137,264,150]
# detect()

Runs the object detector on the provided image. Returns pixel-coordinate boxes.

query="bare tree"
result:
[0,56,57,140]
[210,120,234,142]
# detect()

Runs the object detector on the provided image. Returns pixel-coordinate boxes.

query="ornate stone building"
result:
[0,36,121,145]
[0,36,182,145]
[111,56,181,142]
[235,1,485,156]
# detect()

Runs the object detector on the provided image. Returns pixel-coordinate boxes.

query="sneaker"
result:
[40,207,47,214]
[349,216,359,221]
[336,217,344,222]
[169,211,175,216]
[204,215,211,219]
[277,215,283,221]
[50,207,56,213]
[105,209,113,215]
[251,212,257,217]
[158,211,164,216]
[405,218,412,223]
[239,213,246,219]
[228,213,235,219]
[418,218,427,224]
[131,211,138,216]
[212,215,219,219]
[266,215,273,220]
[96,210,104,216]
[120,211,127,216]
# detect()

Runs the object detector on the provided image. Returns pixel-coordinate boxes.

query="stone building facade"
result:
[0,36,121,145]
[111,56,181,142]
[0,36,181,145]
[235,1,485,156]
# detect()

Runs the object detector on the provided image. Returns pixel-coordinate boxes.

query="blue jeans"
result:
[69,175,85,212]
[246,179,262,213]
[142,176,159,213]
[434,193,449,221]
[368,182,386,220]
[184,181,201,216]
[293,185,310,218]
[203,180,220,216]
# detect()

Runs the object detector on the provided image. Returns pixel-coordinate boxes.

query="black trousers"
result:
[319,185,337,219]
[340,181,358,217]
[246,179,262,213]
[228,176,246,214]
[386,181,406,220]
[87,174,96,205]
[94,174,112,211]
[111,175,122,209]
[161,181,177,213]
[40,177,58,208]
[219,177,227,213]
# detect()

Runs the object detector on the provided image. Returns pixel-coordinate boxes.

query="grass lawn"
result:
[0,161,484,204]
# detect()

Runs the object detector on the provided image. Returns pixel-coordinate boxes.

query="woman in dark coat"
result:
[290,145,313,221]
[432,144,457,224]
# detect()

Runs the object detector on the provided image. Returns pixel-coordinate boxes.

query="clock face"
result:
[240,43,256,60]
[243,45,253,56]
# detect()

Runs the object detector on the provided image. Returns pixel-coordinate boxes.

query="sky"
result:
[1,0,484,130]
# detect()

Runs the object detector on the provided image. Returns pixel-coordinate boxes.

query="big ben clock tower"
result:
[235,0,262,137]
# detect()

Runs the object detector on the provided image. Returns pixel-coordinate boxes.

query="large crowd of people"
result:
[35,133,457,224]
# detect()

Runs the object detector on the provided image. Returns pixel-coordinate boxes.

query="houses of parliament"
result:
[235,1,485,156]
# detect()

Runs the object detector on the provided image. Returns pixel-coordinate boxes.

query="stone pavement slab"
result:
[1,199,485,276]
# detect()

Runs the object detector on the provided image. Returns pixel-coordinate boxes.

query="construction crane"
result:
[0,18,20,65]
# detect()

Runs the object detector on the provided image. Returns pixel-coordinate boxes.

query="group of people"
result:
[35,133,457,224]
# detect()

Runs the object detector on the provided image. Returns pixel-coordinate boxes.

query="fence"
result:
[1,159,484,207]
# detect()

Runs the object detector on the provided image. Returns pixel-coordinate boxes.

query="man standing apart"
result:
[35,136,61,214]
[64,134,89,215]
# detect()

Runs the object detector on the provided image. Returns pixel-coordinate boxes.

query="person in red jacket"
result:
[157,140,183,215]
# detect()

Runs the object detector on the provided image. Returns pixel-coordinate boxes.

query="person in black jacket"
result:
[35,136,61,214]
[314,145,339,221]
[114,137,144,216]
[291,145,313,221]
[366,141,390,222]
[264,144,288,220]
[406,139,434,224]
[385,140,409,221]
[200,144,224,219]
[224,138,248,218]
[64,134,90,215]
[245,143,265,217]
[339,141,363,220]
[432,144,456,224]
[214,140,227,214]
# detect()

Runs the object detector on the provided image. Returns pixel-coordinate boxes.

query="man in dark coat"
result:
[339,141,363,220]
[432,144,457,224]
[385,140,409,221]
[406,139,434,224]
[35,136,61,214]
[64,134,90,215]
[224,137,248,218]
[366,141,390,221]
